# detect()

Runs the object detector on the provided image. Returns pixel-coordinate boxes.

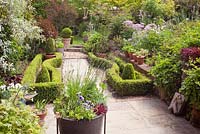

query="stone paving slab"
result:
[63,52,87,59]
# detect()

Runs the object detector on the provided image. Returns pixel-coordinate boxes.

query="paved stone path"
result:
[45,52,200,134]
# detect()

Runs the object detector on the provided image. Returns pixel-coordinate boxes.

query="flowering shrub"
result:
[181,47,200,62]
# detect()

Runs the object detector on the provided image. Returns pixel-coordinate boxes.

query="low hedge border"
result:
[21,54,43,84]
[22,53,63,102]
[43,53,62,82]
[30,82,64,102]
[88,53,153,96]
[88,52,112,70]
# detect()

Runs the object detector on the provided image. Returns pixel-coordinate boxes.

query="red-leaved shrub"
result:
[181,47,200,62]
[38,18,58,38]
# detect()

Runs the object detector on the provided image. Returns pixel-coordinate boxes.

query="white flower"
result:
[0,85,7,91]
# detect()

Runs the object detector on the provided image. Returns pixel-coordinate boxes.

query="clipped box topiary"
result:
[60,27,72,49]
[44,38,56,59]
[121,63,137,80]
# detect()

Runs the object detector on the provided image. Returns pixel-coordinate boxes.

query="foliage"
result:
[60,27,72,38]
[121,63,137,80]
[21,54,43,84]
[106,63,153,96]
[45,38,56,54]
[181,47,200,62]
[56,41,64,48]
[22,53,63,102]
[174,0,200,21]
[88,52,113,70]
[38,18,58,38]
[114,57,126,73]
[54,69,107,120]
[45,0,78,31]
[84,32,109,53]
[120,27,135,39]
[43,53,62,82]
[32,0,49,18]
[31,82,64,102]
[121,43,135,53]
[109,13,131,39]
[180,58,200,109]
[35,99,47,112]
[150,56,182,96]
[0,101,42,134]
[141,0,175,24]
[139,30,165,54]
[0,0,43,78]
[36,65,50,83]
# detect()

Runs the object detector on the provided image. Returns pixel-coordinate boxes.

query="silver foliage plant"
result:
[0,0,43,74]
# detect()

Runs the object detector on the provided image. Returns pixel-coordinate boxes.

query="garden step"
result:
[71,45,83,48]
[65,47,83,52]
[63,52,87,59]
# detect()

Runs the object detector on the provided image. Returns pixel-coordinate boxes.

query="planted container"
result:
[60,27,72,49]
[54,70,107,134]
[58,114,105,134]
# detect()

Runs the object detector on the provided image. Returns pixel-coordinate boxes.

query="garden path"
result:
[45,51,200,134]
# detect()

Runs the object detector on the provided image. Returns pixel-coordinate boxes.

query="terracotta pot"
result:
[124,52,129,58]
[132,54,137,62]
[37,110,47,121]
[137,56,145,65]
[191,106,200,128]
[128,52,132,58]
[58,114,105,134]
[63,38,71,50]
[44,54,56,59]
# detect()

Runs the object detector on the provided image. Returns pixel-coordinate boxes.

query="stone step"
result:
[65,47,83,52]
[71,45,83,48]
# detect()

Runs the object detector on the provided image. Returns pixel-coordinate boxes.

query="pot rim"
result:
[59,113,106,122]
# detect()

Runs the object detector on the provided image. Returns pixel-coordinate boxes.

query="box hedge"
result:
[88,53,153,96]
[21,54,43,84]
[121,63,138,80]
[88,52,112,70]
[30,82,64,102]
[36,65,50,83]
[106,61,153,96]
[43,53,62,82]
[22,53,63,102]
